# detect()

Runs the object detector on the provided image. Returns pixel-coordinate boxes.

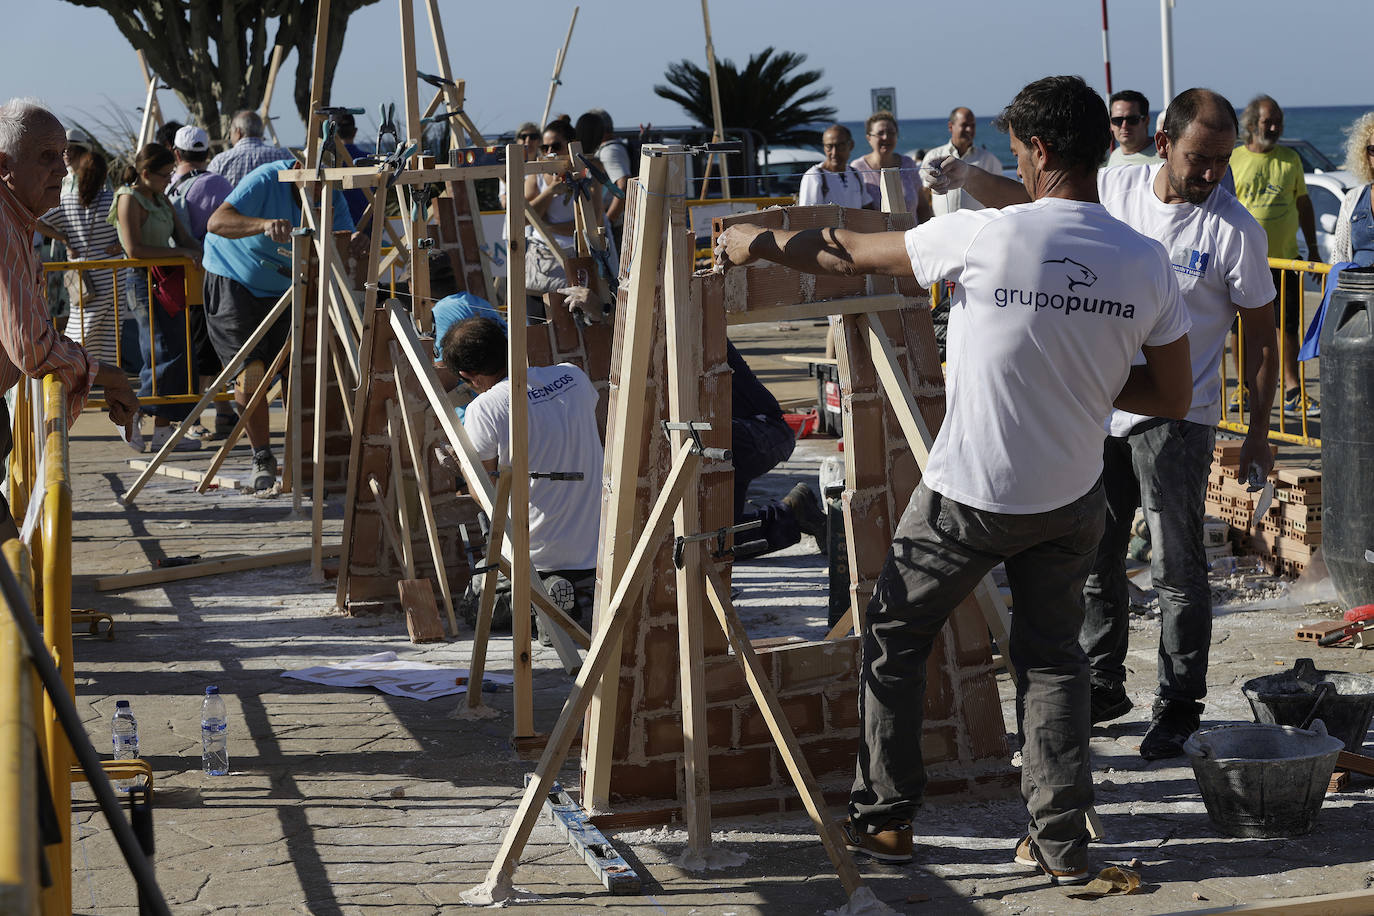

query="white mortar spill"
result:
[824,886,900,915]
[450,702,502,720]
[673,844,750,870]
[459,872,542,907]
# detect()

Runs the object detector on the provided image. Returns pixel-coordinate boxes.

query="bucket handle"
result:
[1298,684,1331,730]
[1305,719,1330,739]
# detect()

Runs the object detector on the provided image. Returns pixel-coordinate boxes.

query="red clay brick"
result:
[640,624,680,710]
[825,685,860,730]
[962,673,1011,759]
[708,747,773,791]
[776,639,859,693]
[922,632,954,721]
[888,448,920,509]
[739,693,824,746]
[608,759,679,801]
[526,331,553,368]
[949,598,994,666]
[920,724,959,764]
[703,658,746,703]
[845,399,888,491]
[796,735,859,779]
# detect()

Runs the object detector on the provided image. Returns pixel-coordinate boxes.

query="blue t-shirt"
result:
[202,160,354,298]
[432,292,506,358]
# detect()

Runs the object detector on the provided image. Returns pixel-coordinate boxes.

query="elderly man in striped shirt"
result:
[0,98,139,537]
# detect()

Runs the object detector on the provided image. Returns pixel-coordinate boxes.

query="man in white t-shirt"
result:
[717,76,1192,882]
[1103,90,1162,167]
[936,89,1279,761]
[442,316,604,625]
[797,125,877,209]
[1087,91,1278,756]
[920,107,1004,217]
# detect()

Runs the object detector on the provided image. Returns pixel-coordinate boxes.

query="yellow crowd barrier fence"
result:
[1221,257,1329,449]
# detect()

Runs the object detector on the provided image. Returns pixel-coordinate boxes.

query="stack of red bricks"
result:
[1204,439,1321,578]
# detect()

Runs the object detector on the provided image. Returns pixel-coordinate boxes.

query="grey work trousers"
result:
[1080,421,1215,703]
[849,479,1105,871]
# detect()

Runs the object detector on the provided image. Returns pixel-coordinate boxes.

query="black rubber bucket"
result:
[1184,721,1343,838]
[1242,657,1374,752]
[1319,267,1374,609]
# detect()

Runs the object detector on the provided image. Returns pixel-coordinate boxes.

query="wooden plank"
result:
[311,192,336,581]
[702,568,861,894]
[258,45,286,145]
[1158,888,1374,916]
[1336,750,1374,777]
[725,293,910,326]
[94,546,341,591]
[399,578,446,644]
[584,149,675,809]
[878,168,907,215]
[505,143,535,737]
[276,159,574,187]
[540,6,579,128]
[390,355,458,635]
[120,290,292,504]
[474,441,699,896]
[303,0,332,168]
[367,475,408,567]
[663,177,711,854]
[288,231,307,510]
[197,340,289,493]
[384,402,417,577]
[468,467,512,709]
[126,460,240,490]
[333,297,383,613]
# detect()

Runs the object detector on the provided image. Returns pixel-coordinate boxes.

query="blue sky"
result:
[8,0,1369,144]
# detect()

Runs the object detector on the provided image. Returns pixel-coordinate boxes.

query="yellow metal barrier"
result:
[0,539,39,915]
[42,255,227,410]
[1220,257,1329,448]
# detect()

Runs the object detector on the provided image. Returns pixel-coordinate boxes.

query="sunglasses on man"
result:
[1110,115,1146,127]
[540,143,564,152]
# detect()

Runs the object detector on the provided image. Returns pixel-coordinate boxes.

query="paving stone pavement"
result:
[54,401,1374,915]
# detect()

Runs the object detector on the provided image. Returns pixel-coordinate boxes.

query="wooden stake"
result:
[311,191,336,582]
[702,568,862,895]
[95,545,341,591]
[121,291,292,504]
[288,231,308,511]
[476,440,699,892]
[304,0,332,168]
[384,401,417,577]
[699,0,730,200]
[662,180,712,855]
[259,45,287,146]
[504,142,535,738]
[389,353,458,635]
[468,466,513,709]
[540,6,580,129]
[583,149,674,809]
[196,340,290,493]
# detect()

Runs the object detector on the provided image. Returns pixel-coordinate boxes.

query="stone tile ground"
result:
[55,329,1374,914]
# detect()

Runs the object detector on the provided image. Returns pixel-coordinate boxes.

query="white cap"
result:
[174,125,210,153]
[65,128,92,150]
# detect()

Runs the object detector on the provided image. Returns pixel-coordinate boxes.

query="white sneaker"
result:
[151,425,202,452]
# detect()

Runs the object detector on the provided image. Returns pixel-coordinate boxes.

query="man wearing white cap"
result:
[168,125,234,436]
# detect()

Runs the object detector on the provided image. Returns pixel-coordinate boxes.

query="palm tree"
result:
[654,47,836,149]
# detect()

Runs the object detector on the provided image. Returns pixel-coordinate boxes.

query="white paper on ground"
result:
[282,651,514,701]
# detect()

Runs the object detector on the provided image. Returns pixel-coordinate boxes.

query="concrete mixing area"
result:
[55,320,1374,915]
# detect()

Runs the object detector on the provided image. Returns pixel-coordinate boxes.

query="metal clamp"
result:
[661,421,731,461]
[529,471,585,481]
[416,70,455,89]
[673,520,762,568]
[645,141,743,158]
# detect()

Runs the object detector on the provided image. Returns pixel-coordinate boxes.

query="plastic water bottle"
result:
[201,686,229,776]
[819,454,846,498]
[110,700,138,792]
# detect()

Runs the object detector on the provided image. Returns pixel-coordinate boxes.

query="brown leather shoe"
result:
[1014,836,1091,885]
[839,818,913,864]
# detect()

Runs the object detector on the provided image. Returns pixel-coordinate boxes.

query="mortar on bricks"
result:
[1243,657,1374,752]
[1184,721,1344,838]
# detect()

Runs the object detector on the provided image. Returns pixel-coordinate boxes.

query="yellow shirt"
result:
[1228,145,1307,259]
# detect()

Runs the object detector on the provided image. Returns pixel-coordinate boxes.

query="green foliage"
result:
[654,47,836,148]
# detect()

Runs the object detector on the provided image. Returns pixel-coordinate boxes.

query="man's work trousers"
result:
[1080,420,1215,703]
[849,479,1105,872]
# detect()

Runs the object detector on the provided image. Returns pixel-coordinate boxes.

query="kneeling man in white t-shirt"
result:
[716,75,1193,882]
[441,316,604,628]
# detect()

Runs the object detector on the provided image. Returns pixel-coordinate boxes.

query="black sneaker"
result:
[782,482,827,554]
[1140,699,1203,761]
[251,448,278,492]
[1090,682,1133,724]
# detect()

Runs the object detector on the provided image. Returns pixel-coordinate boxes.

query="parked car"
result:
[758,146,821,198]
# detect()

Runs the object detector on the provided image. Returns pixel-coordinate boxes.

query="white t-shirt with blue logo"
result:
[904,197,1191,514]
[463,363,604,571]
[1098,163,1275,434]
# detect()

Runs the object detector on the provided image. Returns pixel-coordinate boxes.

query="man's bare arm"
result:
[207,201,292,244]
[715,225,912,277]
[924,157,1030,209]
[1113,335,1192,418]
[1239,302,1280,477]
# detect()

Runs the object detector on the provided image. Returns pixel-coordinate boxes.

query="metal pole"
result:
[1160,0,1175,107]
[1100,0,1113,96]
